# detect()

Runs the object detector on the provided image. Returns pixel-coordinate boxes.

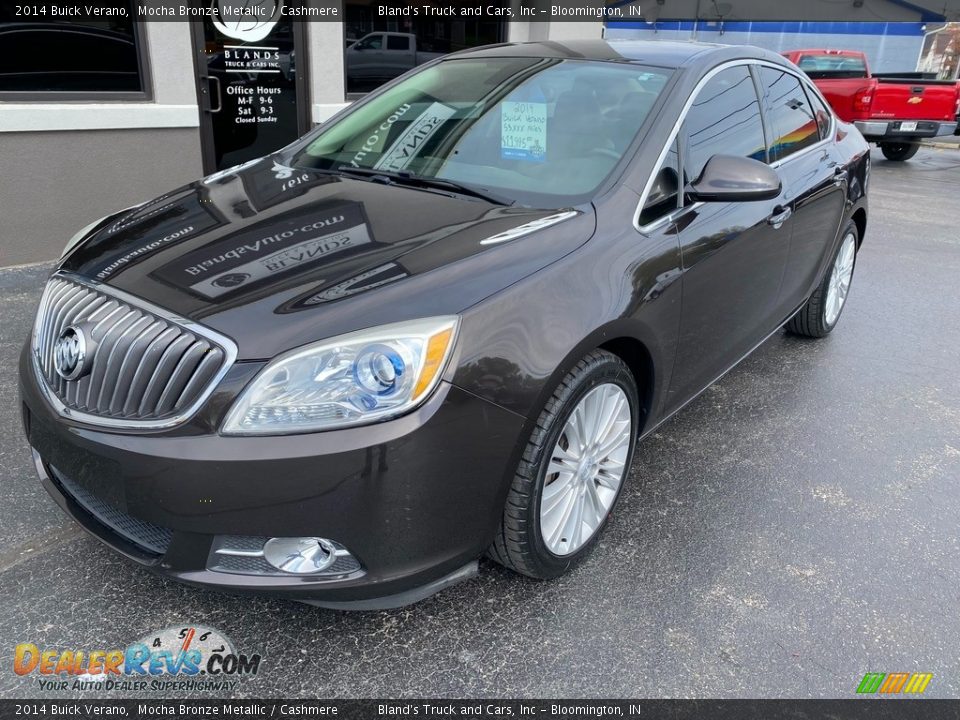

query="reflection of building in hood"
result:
[151,201,379,300]
[75,188,227,282]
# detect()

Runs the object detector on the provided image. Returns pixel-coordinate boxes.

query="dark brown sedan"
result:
[20,39,869,609]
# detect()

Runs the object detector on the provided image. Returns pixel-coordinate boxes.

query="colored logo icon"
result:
[856,672,933,695]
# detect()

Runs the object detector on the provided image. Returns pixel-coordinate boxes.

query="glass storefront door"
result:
[192,5,309,172]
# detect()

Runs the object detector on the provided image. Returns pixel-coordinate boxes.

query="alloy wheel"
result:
[825,232,856,326]
[539,383,632,556]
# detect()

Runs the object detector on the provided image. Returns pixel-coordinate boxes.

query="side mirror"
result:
[687,154,782,202]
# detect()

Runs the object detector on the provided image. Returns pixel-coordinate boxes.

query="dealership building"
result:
[0,0,952,265]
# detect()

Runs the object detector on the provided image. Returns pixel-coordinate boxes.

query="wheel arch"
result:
[528,318,668,439]
[598,336,656,435]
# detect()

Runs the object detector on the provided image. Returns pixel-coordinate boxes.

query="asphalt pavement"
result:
[0,146,958,699]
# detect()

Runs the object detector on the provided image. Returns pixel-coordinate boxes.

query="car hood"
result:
[60,156,594,359]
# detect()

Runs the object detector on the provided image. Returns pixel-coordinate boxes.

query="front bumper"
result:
[19,345,526,608]
[854,119,957,141]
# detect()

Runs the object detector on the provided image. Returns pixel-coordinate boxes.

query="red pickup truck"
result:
[783,49,960,161]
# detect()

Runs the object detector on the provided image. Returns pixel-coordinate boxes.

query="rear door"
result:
[757,66,847,315]
[664,64,792,411]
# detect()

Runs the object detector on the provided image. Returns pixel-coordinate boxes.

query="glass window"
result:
[806,86,833,140]
[357,34,383,50]
[758,67,821,162]
[793,54,868,80]
[0,7,145,95]
[638,142,680,227]
[683,65,767,185]
[387,35,410,51]
[295,58,672,207]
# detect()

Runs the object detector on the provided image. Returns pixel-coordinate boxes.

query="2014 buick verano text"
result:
[19,40,869,609]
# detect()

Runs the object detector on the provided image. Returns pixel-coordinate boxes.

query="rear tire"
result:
[786,221,858,338]
[880,142,920,161]
[488,350,639,579]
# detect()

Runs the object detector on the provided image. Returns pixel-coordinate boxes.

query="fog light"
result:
[207,535,362,578]
[263,537,337,574]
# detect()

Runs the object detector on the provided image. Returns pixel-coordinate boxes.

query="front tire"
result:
[787,221,858,338]
[488,350,639,579]
[880,142,920,161]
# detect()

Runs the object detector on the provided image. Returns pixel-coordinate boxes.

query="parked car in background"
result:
[345,32,445,85]
[784,49,960,160]
[21,41,869,609]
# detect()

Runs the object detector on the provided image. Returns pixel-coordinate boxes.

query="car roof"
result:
[451,39,792,71]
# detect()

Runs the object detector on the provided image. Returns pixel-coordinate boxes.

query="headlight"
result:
[221,317,459,435]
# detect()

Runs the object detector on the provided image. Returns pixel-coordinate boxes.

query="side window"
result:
[638,142,680,227]
[806,86,833,140]
[359,35,383,50]
[758,67,821,162]
[387,35,410,51]
[682,65,767,186]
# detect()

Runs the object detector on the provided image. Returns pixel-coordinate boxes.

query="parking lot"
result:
[1,145,958,699]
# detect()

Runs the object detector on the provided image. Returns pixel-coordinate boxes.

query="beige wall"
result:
[0,128,204,267]
[509,21,604,42]
[307,23,351,124]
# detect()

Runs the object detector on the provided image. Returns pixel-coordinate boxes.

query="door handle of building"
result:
[767,205,792,229]
[207,76,222,114]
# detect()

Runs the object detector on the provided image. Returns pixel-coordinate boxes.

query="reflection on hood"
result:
[60,154,593,358]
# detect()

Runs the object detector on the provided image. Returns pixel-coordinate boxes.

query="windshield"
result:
[795,54,868,79]
[292,57,671,206]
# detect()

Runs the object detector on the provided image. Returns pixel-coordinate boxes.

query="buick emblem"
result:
[54,325,90,381]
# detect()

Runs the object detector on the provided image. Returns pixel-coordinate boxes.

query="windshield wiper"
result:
[335,167,514,206]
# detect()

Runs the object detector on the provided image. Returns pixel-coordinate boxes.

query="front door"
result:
[192,7,309,173]
[664,64,792,412]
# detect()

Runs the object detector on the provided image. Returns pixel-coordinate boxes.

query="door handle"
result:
[206,76,222,114]
[767,205,792,229]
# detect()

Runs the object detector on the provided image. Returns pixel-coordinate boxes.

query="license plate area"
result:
[900,121,918,132]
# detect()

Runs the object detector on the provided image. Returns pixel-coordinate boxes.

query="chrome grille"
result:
[32,274,236,428]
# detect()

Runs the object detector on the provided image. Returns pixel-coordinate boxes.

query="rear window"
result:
[793,54,868,79]
[759,67,822,162]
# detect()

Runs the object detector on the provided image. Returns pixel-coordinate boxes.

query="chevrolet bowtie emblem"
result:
[907,97,923,104]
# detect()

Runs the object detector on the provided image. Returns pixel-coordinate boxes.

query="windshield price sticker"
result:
[501,102,547,162]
